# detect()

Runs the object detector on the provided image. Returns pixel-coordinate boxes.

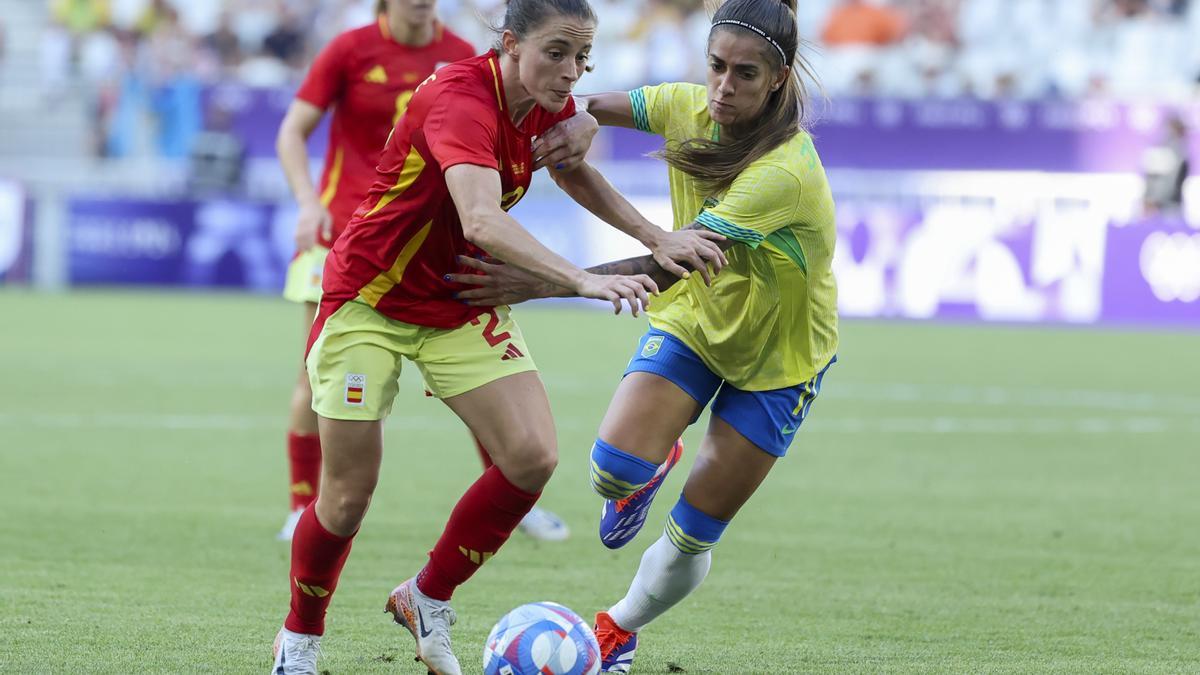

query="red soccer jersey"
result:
[295,17,474,247]
[317,51,576,332]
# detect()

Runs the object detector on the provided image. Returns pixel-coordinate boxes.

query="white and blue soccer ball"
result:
[482,601,601,675]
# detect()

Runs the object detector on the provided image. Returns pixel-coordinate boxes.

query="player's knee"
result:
[523,451,557,488]
[314,492,369,534]
[590,439,658,500]
[664,495,729,555]
[503,430,558,489]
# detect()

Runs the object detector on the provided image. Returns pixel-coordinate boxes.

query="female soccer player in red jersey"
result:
[270,1,726,673]
[274,0,577,543]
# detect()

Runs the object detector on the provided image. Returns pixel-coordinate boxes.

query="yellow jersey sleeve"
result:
[628,83,705,137]
[695,163,801,248]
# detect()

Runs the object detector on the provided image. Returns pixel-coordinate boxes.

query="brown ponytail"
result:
[657,0,816,195]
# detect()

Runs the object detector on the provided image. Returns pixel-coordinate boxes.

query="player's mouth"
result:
[550,89,572,99]
[710,99,732,112]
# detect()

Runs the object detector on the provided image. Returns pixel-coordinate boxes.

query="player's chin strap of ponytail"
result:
[711,19,788,66]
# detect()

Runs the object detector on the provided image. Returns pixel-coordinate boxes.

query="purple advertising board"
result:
[67,197,287,290]
[1101,218,1200,325]
[829,172,1199,328]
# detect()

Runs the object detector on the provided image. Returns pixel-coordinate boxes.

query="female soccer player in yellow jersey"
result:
[451,0,836,669]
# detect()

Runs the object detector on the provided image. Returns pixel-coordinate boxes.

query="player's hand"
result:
[295,202,333,251]
[446,255,547,306]
[649,228,728,285]
[575,272,659,317]
[532,109,599,171]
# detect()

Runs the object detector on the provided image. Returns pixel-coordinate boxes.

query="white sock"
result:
[608,533,711,632]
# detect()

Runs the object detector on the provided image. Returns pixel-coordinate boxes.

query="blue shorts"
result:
[624,328,835,457]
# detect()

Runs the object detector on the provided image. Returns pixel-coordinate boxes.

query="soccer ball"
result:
[482,601,601,675]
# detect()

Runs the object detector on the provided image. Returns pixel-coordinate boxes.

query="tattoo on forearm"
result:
[585,255,680,291]
[540,224,734,299]
[536,254,678,299]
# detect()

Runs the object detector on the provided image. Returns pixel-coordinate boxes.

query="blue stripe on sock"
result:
[590,439,658,499]
[665,496,728,554]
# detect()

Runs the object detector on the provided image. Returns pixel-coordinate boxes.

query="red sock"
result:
[416,466,539,601]
[284,507,355,635]
[474,436,494,470]
[287,432,322,511]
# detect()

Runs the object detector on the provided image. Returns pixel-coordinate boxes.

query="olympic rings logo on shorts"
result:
[344,373,366,406]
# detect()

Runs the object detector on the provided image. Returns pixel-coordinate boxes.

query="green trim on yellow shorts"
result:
[283,246,330,304]
[305,300,537,421]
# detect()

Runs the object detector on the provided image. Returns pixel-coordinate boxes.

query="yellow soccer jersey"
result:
[629,82,838,390]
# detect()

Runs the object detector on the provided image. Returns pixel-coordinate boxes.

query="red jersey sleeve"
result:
[295,33,352,109]
[424,89,499,172]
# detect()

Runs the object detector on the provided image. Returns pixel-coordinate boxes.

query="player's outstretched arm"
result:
[449,223,738,307]
[445,164,658,316]
[577,92,637,129]
[550,162,727,285]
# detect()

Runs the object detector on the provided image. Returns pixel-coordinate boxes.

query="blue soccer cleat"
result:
[598,439,683,549]
[594,611,637,674]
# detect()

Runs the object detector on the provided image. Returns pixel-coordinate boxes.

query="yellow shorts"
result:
[282,246,329,304]
[306,300,537,420]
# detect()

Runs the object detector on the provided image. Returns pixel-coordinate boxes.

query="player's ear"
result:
[501,29,520,60]
[770,65,789,92]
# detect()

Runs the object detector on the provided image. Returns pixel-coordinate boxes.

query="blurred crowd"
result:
[32,0,1200,157]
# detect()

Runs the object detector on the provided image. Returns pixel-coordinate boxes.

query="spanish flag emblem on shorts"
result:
[345,373,365,406]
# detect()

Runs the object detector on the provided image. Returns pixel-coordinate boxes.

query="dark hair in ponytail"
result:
[493,0,597,47]
[657,0,815,195]
[376,0,387,15]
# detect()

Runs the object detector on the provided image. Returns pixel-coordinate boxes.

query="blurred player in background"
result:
[1142,114,1191,217]
[274,0,572,544]
[451,0,836,670]
[271,0,725,672]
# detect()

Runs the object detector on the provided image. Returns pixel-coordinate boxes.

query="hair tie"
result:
[711,19,788,65]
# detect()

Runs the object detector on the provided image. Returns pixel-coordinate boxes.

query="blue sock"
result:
[590,439,658,500]
[664,495,729,554]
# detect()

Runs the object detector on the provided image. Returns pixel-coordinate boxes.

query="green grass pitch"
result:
[1,290,1197,673]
